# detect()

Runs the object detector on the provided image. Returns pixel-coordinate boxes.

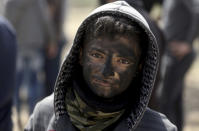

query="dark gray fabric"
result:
[0,16,16,131]
[136,108,177,131]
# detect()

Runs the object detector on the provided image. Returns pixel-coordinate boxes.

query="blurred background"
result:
[0,0,199,131]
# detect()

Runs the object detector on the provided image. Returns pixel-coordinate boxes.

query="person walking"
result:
[4,0,57,115]
[160,0,199,130]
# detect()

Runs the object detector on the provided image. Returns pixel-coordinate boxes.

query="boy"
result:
[25,1,177,131]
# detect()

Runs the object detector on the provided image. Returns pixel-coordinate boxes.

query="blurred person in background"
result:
[25,1,176,131]
[99,0,164,13]
[0,1,5,15]
[0,16,17,131]
[160,0,199,130]
[142,0,163,13]
[44,0,68,96]
[99,0,166,110]
[4,0,58,126]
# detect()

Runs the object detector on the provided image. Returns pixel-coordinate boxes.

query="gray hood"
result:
[54,1,159,130]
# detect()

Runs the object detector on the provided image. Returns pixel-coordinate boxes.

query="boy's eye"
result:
[89,52,104,59]
[117,58,131,65]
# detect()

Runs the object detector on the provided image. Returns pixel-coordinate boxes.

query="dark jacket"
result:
[25,1,177,131]
[25,94,176,131]
[0,16,16,131]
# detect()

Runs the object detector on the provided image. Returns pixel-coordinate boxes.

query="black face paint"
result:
[81,37,141,98]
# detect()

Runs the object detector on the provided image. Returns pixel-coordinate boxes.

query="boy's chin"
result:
[92,89,115,99]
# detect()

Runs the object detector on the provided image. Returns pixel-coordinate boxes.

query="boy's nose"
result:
[102,58,114,77]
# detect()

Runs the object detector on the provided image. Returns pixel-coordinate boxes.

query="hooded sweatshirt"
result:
[25,1,177,131]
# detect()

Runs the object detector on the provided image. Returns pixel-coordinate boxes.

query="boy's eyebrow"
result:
[116,52,137,62]
[89,47,106,54]
[113,44,138,58]
[116,53,136,60]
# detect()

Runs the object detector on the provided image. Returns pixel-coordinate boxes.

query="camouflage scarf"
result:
[65,87,125,131]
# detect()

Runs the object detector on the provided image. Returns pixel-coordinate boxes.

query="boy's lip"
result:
[93,79,113,87]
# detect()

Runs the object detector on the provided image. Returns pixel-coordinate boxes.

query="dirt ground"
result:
[12,5,199,131]
[184,57,199,131]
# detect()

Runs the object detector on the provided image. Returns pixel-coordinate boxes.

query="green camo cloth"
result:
[65,87,125,131]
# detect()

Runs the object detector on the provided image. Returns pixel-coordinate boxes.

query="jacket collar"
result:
[52,114,130,131]
[47,115,77,131]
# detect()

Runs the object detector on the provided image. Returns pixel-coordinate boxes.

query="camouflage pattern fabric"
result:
[65,87,125,131]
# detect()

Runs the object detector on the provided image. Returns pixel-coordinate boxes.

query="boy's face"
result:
[81,36,141,98]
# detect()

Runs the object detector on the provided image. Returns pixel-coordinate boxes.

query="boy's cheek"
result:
[117,66,137,79]
[83,63,100,76]
[114,65,132,74]
[86,59,104,69]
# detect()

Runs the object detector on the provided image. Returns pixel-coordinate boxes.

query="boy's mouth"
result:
[92,79,113,88]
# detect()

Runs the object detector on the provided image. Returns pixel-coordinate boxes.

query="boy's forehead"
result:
[84,37,140,56]
[93,36,139,49]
